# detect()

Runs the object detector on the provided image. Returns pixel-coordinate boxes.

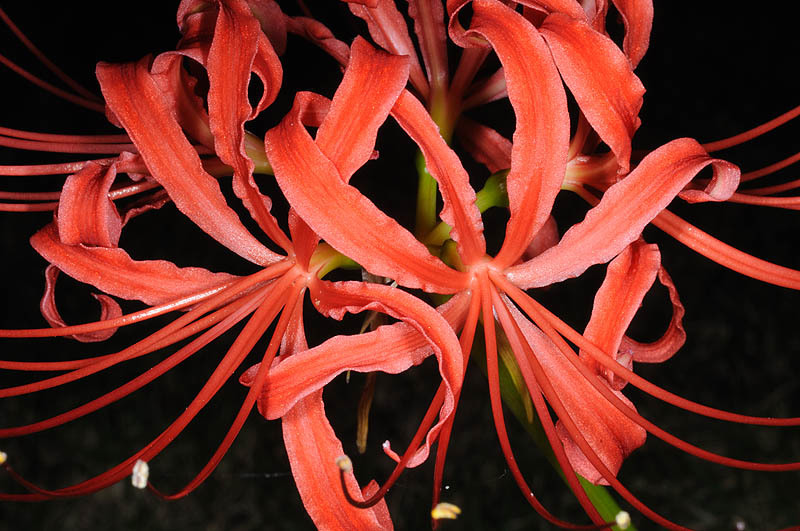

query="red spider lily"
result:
[265,4,800,529]
[0,1,799,530]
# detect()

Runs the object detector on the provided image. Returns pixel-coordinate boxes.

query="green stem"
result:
[424,170,509,247]
[415,150,439,238]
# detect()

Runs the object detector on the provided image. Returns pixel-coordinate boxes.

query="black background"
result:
[0,2,799,530]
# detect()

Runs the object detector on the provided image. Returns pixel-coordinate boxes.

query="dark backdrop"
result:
[0,2,798,530]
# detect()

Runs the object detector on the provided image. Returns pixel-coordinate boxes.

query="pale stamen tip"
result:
[335,455,353,472]
[431,502,462,520]
[615,511,631,530]
[0,450,7,465]
[131,459,149,489]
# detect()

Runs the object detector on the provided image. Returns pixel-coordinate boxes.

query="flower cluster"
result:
[1,1,798,529]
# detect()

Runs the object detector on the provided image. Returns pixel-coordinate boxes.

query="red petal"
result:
[452,0,570,269]
[57,159,123,248]
[40,265,122,343]
[96,58,281,266]
[447,0,586,28]
[541,13,644,174]
[31,223,235,307]
[580,240,660,390]
[522,215,559,261]
[206,0,291,251]
[266,90,467,292]
[316,37,409,183]
[407,0,449,92]
[504,299,646,484]
[283,392,393,530]
[392,90,486,263]
[508,138,740,288]
[619,265,686,364]
[285,16,351,67]
[611,0,653,68]
[245,0,288,55]
[455,117,511,173]
[348,0,430,97]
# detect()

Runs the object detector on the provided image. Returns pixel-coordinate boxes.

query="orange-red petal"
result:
[508,138,740,288]
[541,13,644,174]
[96,57,281,266]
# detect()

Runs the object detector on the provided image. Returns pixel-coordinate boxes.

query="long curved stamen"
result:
[0,7,101,102]
[338,384,448,509]
[0,127,129,144]
[743,177,800,196]
[0,273,297,500]
[0,159,113,176]
[431,291,481,511]
[0,273,284,398]
[725,193,800,210]
[494,272,800,426]
[0,52,104,112]
[0,135,136,154]
[653,209,800,290]
[488,284,611,527]
[147,285,305,499]
[500,276,800,471]
[702,104,800,152]
[740,150,800,182]
[477,275,601,529]
[0,287,265,438]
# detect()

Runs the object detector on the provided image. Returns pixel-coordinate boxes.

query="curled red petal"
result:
[285,16,351,67]
[96,57,281,266]
[580,240,660,390]
[270,297,393,529]
[40,265,123,343]
[541,13,644,174]
[57,159,123,248]
[206,0,290,250]
[508,138,740,288]
[31,223,235,307]
[452,0,570,269]
[245,0,288,54]
[619,265,686,364]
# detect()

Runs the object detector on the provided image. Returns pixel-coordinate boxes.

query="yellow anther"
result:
[0,451,7,465]
[431,502,462,520]
[615,511,631,530]
[131,459,149,489]
[335,455,353,472]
